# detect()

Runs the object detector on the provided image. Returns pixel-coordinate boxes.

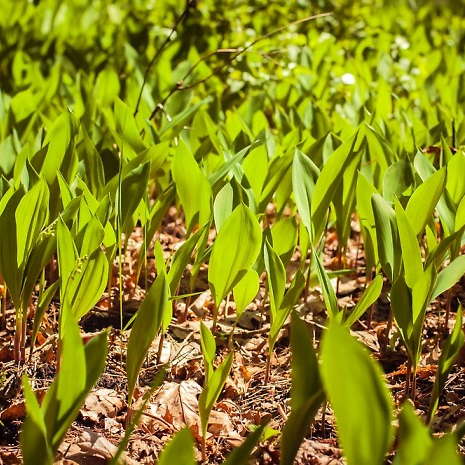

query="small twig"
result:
[133,0,195,117]
[149,12,333,121]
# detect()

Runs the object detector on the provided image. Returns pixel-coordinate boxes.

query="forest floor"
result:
[1,208,465,464]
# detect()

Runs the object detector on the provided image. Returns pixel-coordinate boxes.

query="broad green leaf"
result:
[446,152,465,206]
[95,68,121,107]
[391,275,413,353]
[113,98,146,155]
[199,351,234,440]
[312,132,359,242]
[209,143,260,188]
[208,204,262,308]
[371,193,400,281]
[281,313,325,465]
[270,217,298,266]
[172,139,212,233]
[269,269,306,350]
[167,225,205,295]
[413,152,455,234]
[43,318,107,451]
[395,198,423,289]
[126,271,169,405]
[292,148,318,239]
[56,217,78,312]
[411,265,437,367]
[242,145,268,202]
[60,218,108,321]
[158,428,195,465]
[428,305,464,423]
[356,173,379,273]
[383,158,413,202]
[223,419,269,465]
[118,162,150,234]
[159,96,213,140]
[15,178,49,268]
[393,402,432,465]
[233,269,259,317]
[258,152,293,213]
[200,321,216,382]
[313,247,338,318]
[0,187,23,306]
[426,434,462,465]
[431,255,465,301]
[405,167,446,237]
[264,240,286,318]
[41,112,79,184]
[343,274,383,327]
[321,322,394,465]
[213,182,234,233]
[21,375,54,465]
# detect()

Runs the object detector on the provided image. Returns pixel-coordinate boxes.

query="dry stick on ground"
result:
[147,12,333,122]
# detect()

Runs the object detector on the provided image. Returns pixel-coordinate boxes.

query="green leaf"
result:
[394,198,423,289]
[321,322,394,465]
[118,162,150,234]
[200,321,216,383]
[312,132,359,242]
[426,434,462,465]
[113,98,146,155]
[281,313,325,465]
[167,225,206,295]
[405,167,446,236]
[313,247,338,318]
[109,370,165,465]
[199,351,234,440]
[270,217,299,267]
[394,402,432,465]
[428,305,464,423]
[41,112,79,184]
[42,318,107,452]
[158,428,196,465]
[264,240,286,319]
[292,148,318,240]
[126,271,169,405]
[15,178,49,267]
[343,274,383,327]
[411,265,437,367]
[59,217,108,320]
[383,158,414,202]
[172,139,212,233]
[446,152,465,206]
[233,269,260,317]
[431,255,465,301]
[208,204,262,308]
[0,187,24,306]
[223,419,270,465]
[21,376,54,465]
[371,193,400,281]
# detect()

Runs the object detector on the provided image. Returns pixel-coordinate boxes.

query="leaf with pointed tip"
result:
[208,204,262,308]
[321,322,394,465]
[126,271,169,405]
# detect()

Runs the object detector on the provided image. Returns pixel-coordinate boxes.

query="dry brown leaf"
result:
[1,389,46,421]
[58,428,138,465]
[80,389,126,424]
[143,379,201,431]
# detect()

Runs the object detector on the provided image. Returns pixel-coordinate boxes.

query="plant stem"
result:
[156,332,165,365]
[201,434,207,463]
[404,360,412,400]
[264,351,271,385]
[1,284,6,330]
